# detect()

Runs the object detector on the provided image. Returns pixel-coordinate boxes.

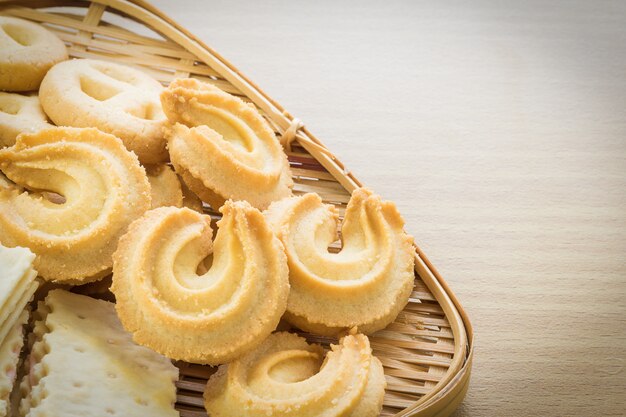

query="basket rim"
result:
[0,0,474,415]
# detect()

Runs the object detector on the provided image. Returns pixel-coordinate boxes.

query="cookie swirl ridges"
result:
[264,188,415,335]
[204,331,386,417]
[111,202,290,364]
[0,127,151,283]
[161,78,293,209]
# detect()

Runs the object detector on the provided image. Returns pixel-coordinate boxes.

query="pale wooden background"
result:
[152,1,626,415]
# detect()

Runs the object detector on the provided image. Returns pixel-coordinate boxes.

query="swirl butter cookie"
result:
[265,188,415,335]
[39,59,168,163]
[0,92,51,147]
[112,202,289,364]
[204,331,386,417]
[161,78,293,210]
[0,16,68,91]
[0,127,151,283]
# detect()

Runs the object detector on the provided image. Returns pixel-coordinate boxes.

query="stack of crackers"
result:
[0,244,180,417]
[0,246,37,417]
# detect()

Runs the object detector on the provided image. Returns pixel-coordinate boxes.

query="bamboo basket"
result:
[0,1,474,416]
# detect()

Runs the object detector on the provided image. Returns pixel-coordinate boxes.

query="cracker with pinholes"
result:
[0,92,51,147]
[0,16,68,92]
[19,290,179,417]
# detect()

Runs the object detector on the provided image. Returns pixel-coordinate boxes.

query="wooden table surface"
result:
[153,1,626,415]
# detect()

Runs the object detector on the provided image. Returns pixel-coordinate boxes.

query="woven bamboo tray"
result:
[0,1,474,416]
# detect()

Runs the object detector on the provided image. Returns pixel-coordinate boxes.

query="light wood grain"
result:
[160,0,626,415]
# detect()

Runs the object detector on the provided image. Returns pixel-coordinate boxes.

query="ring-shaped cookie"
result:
[265,188,415,335]
[0,127,151,283]
[0,92,51,147]
[0,16,68,91]
[39,59,168,164]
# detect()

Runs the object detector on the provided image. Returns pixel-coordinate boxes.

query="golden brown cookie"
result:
[39,59,168,163]
[0,92,51,147]
[204,331,386,417]
[146,163,203,211]
[161,78,293,210]
[0,16,68,91]
[0,127,151,283]
[265,188,415,335]
[180,178,204,212]
[145,164,183,209]
[112,202,289,364]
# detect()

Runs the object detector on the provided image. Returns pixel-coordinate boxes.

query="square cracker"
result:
[20,290,179,417]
